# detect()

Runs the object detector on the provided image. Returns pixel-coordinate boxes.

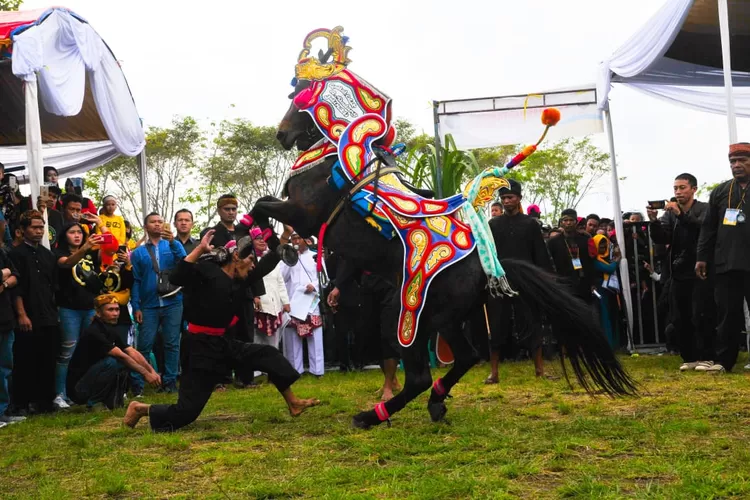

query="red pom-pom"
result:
[541,108,561,126]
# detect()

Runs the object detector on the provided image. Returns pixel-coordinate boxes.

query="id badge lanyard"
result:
[724,180,748,226]
[565,239,582,271]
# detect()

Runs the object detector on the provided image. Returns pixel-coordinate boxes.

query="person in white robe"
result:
[280,232,324,376]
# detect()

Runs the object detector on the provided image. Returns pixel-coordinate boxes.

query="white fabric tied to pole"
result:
[11,9,145,156]
[718,0,738,143]
[597,0,693,110]
[24,78,50,249]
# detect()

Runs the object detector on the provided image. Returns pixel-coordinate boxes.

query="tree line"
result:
[84,116,611,233]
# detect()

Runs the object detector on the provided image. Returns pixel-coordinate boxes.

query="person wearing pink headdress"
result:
[251,227,290,350]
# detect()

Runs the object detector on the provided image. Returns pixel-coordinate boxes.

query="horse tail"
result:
[500,258,637,397]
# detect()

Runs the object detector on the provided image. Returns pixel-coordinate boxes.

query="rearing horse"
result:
[255,27,635,429]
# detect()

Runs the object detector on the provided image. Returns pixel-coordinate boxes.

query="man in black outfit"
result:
[67,295,161,409]
[647,173,714,371]
[547,208,596,302]
[10,210,60,414]
[124,226,319,432]
[200,196,264,387]
[485,181,552,383]
[695,142,750,373]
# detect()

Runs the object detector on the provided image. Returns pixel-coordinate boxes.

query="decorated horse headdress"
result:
[289,27,397,177]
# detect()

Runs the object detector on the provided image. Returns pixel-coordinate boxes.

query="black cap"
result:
[498,179,522,197]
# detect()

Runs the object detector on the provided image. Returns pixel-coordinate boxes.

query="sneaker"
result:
[694,361,715,372]
[133,393,144,399]
[53,395,70,410]
[679,361,703,371]
[0,421,6,429]
[744,363,750,370]
[704,364,726,373]
[0,414,26,424]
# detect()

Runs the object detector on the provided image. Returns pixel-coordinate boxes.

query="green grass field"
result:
[3,354,750,499]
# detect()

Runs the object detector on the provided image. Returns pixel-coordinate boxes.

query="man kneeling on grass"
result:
[124,223,320,432]
[67,295,161,409]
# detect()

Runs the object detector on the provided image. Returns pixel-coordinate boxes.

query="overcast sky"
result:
[21,0,750,217]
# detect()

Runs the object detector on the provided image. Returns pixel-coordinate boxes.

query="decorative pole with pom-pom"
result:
[504,107,561,169]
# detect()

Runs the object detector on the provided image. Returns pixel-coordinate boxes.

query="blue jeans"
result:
[56,308,96,398]
[132,302,183,393]
[72,356,127,409]
[0,330,13,416]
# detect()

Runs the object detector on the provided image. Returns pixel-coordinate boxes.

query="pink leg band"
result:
[433,378,446,396]
[374,402,390,421]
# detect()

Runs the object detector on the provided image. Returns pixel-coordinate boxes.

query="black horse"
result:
[252,82,636,429]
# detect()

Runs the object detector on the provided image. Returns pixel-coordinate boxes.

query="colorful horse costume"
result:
[287,26,560,349]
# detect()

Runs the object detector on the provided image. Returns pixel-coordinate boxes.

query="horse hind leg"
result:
[352,332,432,430]
[428,320,480,423]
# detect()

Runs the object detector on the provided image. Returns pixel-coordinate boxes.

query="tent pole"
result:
[432,101,443,198]
[24,78,50,249]
[718,0,738,143]
[603,108,634,352]
[137,148,148,221]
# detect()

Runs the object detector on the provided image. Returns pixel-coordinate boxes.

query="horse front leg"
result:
[428,320,480,422]
[251,198,302,227]
[352,332,432,429]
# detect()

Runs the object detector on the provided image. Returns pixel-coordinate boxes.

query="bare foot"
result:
[381,388,394,402]
[288,398,320,417]
[391,378,402,392]
[123,401,148,428]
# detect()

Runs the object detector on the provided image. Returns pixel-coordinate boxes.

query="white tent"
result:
[598,0,747,347]
[0,7,145,205]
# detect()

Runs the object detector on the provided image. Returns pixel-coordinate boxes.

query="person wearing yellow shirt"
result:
[99,196,127,245]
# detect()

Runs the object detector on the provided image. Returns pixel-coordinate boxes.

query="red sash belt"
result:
[188,316,239,336]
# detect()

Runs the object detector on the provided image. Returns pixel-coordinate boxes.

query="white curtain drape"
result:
[625,83,750,118]
[11,9,145,156]
[24,78,50,248]
[0,140,119,184]
[597,0,694,110]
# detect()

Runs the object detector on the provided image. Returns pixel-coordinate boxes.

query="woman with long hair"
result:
[53,222,104,408]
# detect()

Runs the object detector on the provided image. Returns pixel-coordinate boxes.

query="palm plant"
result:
[397,134,483,197]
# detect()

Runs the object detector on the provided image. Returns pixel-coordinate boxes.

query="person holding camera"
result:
[695,143,750,373]
[130,212,187,395]
[647,173,714,371]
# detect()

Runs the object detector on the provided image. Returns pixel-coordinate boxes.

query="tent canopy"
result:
[597,0,750,116]
[0,7,144,156]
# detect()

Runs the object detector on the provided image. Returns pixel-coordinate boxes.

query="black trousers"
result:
[149,333,300,432]
[487,296,541,355]
[714,271,750,371]
[334,304,360,369]
[669,277,716,363]
[11,325,59,412]
[360,274,401,361]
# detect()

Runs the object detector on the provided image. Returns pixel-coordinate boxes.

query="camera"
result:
[647,200,667,210]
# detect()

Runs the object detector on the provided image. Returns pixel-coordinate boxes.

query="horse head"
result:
[259,26,394,238]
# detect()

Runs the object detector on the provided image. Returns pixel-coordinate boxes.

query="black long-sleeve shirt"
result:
[170,249,280,331]
[649,200,708,281]
[546,232,596,297]
[488,213,552,271]
[697,179,750,274]
[0,249,19,333]
[10,242,58,327]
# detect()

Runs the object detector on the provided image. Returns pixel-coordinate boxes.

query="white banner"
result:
[437,88,603,149]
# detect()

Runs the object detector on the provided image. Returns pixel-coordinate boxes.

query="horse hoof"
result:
[428,401,448,422]
[352,410,380,430]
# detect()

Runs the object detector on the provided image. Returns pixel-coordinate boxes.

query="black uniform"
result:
[10,242,59,413]
[650,200,714,362]
[546,231,596,301]
[147,247,299,432]
[487,213,552,354]
[697,179,750,371]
